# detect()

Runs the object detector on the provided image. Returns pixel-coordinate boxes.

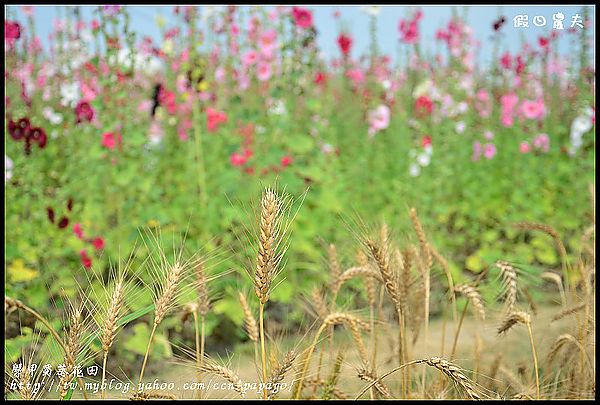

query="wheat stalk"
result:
[455,284,486,320]
[238,292,259,342]
[59,301,84,400]
[496,260,518,313]
[267,350,296,399]
[199,362,245,397]
[357,368,392,399]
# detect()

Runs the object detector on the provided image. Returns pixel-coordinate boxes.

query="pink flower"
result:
[346,68,365,86]
[206,107,227,133]
[368,105,391,136]
[101,132,121,150]
[80,250,92,269]
[259,30,278,54]
[5,21,21,50]
[337,33,353,56]
[257,62,272,81]
[483,143,497,159]
[242,50,258,66]
[399,15,420,44]
[519,141,531,154]
[73,223,84,239]
[520,99,546,120]
[230,152,247,166]
[281,155,293,167]
[92,237,105,250]
[533,133,550,152]
[292,7,313,29]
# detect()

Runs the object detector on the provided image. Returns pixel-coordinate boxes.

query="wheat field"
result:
[4,186,595,400]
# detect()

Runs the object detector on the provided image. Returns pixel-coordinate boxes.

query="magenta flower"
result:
[291,7,313,30]
[75,101,94,124]
[520,99,546,120]
[73,223,84,239]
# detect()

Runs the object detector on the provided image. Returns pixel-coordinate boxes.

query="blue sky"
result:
[6,5,595,66]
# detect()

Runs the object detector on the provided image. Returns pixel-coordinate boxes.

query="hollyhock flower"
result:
[158,87,177,115]
[409,162,421,177]
[259,30,278,54]
[21,6,34,16]
[472,141,482,161]
[92,237,105,250]
[230,151,247,166]
[500,93,519,127]
[533,133,550,152]
[206,107,227,132]
[101,132,122,150]
[415,95,434,117]
[58,217,69,229]
[5,21,21,50]
[520,141,531,154]
[399,18,419,44]
[520,99,546,120]
[5,155,13,183]
[314,71,327,86]
[257,62,272,81]
[483,143,497,159]
[215,66,226,83]
[475,89,492,118]
[346,68,365,86]
[337,33,353,56]
[455,121,466,134]
[483,130,494,140]
[73,223,84,239]
[80,249,92,269]
[242,49,258,66]
[75,100,94,123]
[60,82,80,107]
[422,135,432,148]
[417,152,431,167]
[30,127,47,149]
[281,155,293,167]
[569,107,594,155]
[292,7,313,30]
[367,105,391,136]
[500,52,512,70]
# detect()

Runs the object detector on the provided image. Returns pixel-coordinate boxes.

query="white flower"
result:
[5,155,13,183]
[43,107,63,125]
[269,100,287,116]
[455,121,466,134]
[409,163,421,177]
[423,144,433,156]
[569,107,594,155]
[60,82,80,108]
[381,79,392,90]
[417,153,431,167]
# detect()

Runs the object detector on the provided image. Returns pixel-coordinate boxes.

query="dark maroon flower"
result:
[47,207,55,223]
[9,118,31,140]
[493,16,506,31]
[67,198,74,211]
[58,217,69,229]
[30,127,47,148]
[75,101,94,124]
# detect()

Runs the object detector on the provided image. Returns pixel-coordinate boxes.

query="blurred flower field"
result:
[4,5,595,378]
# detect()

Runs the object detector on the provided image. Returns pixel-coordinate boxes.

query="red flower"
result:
[206,107,228,133]
[538,36,549,48]
[292,7,313,29]
[5,21,21,49]
[158,87,177,115]
[337,33,353,56]
[75,101,94,123]
[101,132,122,150]
[92,237,105,250]
[281,155,293,168]
[500,52,512,70]
[230,151,247,167]
[314,71,327,86]
[422,135,432,148]
[80,250,92,269]
[414,95,434,117]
